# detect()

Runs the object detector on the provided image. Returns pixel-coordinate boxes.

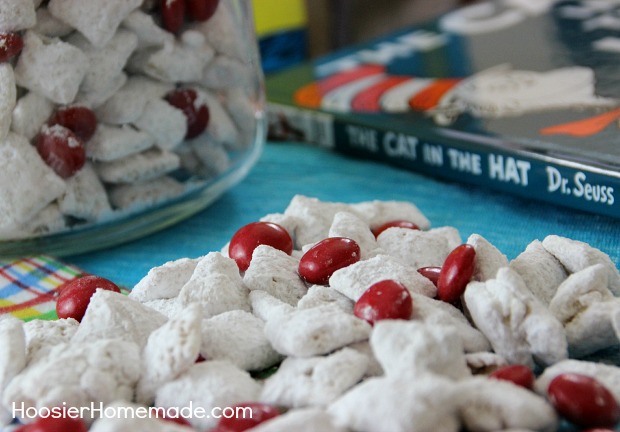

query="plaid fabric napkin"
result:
[0,255,84,321]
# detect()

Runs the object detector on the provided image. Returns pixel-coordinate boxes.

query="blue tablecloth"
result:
[69,140,620,289]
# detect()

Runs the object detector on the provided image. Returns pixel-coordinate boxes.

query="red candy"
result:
[15,416,88,432]
[160,0,186,33]
[547,373,620,428]
[0,32,24,63]
[488,364,535,389]
[56,275,121,322]
[298,237,361,285]
[165,88,209,139]
[187,0,220,21]
[36,125,86,178]
[47,106,98,142]
[371,219,419,237]
[436,244,476,304]
[215,402,280,432]
[417,266,441,286]
[353,279,413,325]
[229,222,293,272]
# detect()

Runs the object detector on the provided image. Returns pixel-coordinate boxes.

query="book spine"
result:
[267,102,620,219]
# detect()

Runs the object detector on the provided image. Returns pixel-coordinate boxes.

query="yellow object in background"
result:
[251,0,309,73]
[252,0,308,37]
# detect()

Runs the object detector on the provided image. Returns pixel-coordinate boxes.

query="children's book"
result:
[265,0,620,219]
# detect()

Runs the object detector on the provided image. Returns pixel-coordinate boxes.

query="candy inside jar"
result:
[0,0,266,252]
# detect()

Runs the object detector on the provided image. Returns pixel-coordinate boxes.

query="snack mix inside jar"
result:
[0,0,266,256]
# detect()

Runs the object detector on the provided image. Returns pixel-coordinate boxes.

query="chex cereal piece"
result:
[549,264,619,357]
[376,227,460,269]
[542,234,620,295]
[0,0,36,32]
[89,401,193,432]
[260,348,368,408]
[200,310,282,371]
[59,162,112,221]
[456,377,558,432]
[23,318,78,366]
[371,320,471,380]
[68,30,138,98]
[464,267,568,368]
[534,359,620,402]
[0,64,16,141]
[0,132,66,232]
[410,293,491,353]
[95,148,180,184]
[264,304,371,357]
[328,211,378,259]
[95,76,174,125]
[121,9,173,48]
[71,289,167,348]
[133,99,187,150]
[177,252,251,318]
[130,257,201,302]
[155,360,261,431]
[201,55,252,90]
[243,245,307,306]
[350,199,431,231]
[10,91,54,141]
[33,8,73,38]
[4,338,141,422]
[107,176,184,210]
[14,31,89,104]
[48,0,142,48]
[283,195,354,248]
[297,285,354,313]
[509,240,568,306]
[87,124,154,162]
[250,408,347,432]
[467,234,509,281]
[224,88,259,137]
[248,290,295,322]
[329,254,436,301]
[128,40,213,83]
[0,317,26,399]
[328,374,460,432]
[136,304,202,405]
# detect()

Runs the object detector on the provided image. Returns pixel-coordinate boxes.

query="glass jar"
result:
[0,0,265,257]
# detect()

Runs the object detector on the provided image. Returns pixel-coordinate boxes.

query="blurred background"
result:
[252,0,476,73]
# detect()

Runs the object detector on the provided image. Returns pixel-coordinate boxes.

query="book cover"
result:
[265,0,620,219]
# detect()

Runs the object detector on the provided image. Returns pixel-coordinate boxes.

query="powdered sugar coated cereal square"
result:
[130,257,202,302]
[107,176,184,210]
[0,132,66,232]
[200,310,282,372]
[121,9,173,48]
[243,245,308,306]
[263,304,371,357]
[33,8,73,38]
[48,0,142,47]
[467,234,509,281]
[0,0,36,32]
[71,289,167,348]
[10,91,54,141]
[297,285,354,313]
[58,162,112,221]
[260,348,368,408]
[95,148,180,184]
[509,240,568,306]
[136,304,202,405]
[328,211,378,259]
[87,124,154,162]
[14,32,89,105]
[0,317,26,395]
[376,227,456,269]
[23,318,78,366]
[350,199,431,231]
[329,254,436,301]
[133,99,187,150]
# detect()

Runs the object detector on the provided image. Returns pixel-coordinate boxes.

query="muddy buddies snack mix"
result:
[0,0,264,242]
[2,195,620,431]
